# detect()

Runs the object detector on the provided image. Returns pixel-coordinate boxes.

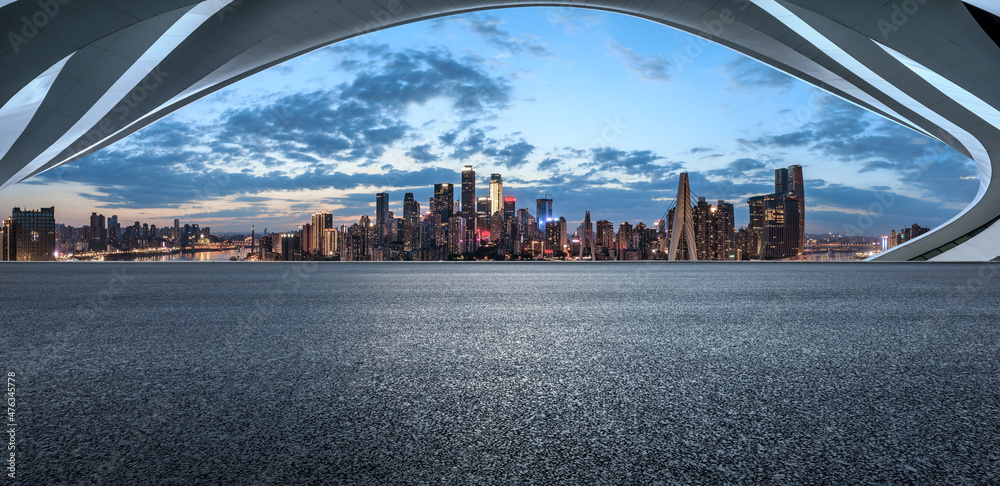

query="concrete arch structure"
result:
[2,0,1000,260]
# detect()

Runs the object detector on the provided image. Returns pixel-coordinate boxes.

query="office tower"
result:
[503,196,516,221]
[715,201,736,259]
[274,233,301,261]
[668,172,698,261]
[489,174,503,215]
[173,219,180,243]
[544,220,562,255]
[461,165,476,221]
[558,217,568,249]
[536,197,553,232]
[301,223,312,254]
[774,165,805,255]
[476,196,491,241]
[758,193,801,260]
[490,211,504,243]
[311,211,334,255]
[2,207,56,261]
[747,196,764,259]
[375,192,389,243]
[617,221,633,251]
[579,210,597,259]
[349,215,373,261]
[447,216,465,255]
[433,183,454,223]
[89,213,106,250]
[692,197,712,260]
[749,165,804,259]
[403,193,420,251]
[323,228,339,256]
[596,220,614,249]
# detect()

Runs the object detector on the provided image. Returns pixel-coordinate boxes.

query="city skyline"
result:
[0,8,979,236]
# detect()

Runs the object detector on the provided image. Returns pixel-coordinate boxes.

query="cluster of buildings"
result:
[254,164,807,262]
[0,164,933,263]
[1,207,221,261]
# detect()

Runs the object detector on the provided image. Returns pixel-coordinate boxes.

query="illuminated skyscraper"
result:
[311,211,334,255]
[489,174,503,215]
[461,165,476,220]
[476,196,491,241]
[536,197,553,232]
[433,183,454,223]
[503,196,515,221]
[2,207,55,261]
[403,192,420,251]
[749,165,804,259]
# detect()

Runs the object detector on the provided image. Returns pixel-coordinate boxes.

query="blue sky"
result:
[0,7,981,235]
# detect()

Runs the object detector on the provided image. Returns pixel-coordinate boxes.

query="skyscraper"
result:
[403,192,420,251]
[433,183,454,223]
[536,196,552,232]
[489,174,503,215]
[89,212,106,250]
[503,196,516,221]
[749,165,804,259]
[311,211,334,255]
[376,193,389,243]
[461,165,476,220]
[476,196,491,241]
[2,207,56,261]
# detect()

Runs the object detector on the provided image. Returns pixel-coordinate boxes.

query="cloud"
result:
[406,144,439,163]
[587,147,681,179]
[493,140,535,168]
[725,56,795,92]
[438,15,553,57]
[738,96,979,203]
[606,38,671,82]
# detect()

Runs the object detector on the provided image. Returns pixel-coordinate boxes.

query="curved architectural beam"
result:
[2,0,1000,260]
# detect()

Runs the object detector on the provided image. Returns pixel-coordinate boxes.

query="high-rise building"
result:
[489,174,503,215]
[89,212,106,250]
[461,165,476,220]
[403,192,420,251]
[536,197,553,232]
[617,221,633,251]
[433,183,454,223]
[476,196,491,241]
[311,211,334,255]
[596,220,614,249]
[749,165,804,259]
[447,216,465,255]
[376,192,390,244]
[544,219,562,255]
[503,196,515,221]
[2,207,56,261]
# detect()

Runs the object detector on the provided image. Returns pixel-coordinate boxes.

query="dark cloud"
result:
[738,96,979,204]
[725,56,795,92]
[588,147,682,179]
[493,140,535,168]
[607,38,671,82]
[406,144,439,163]
[537,157,560,171]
